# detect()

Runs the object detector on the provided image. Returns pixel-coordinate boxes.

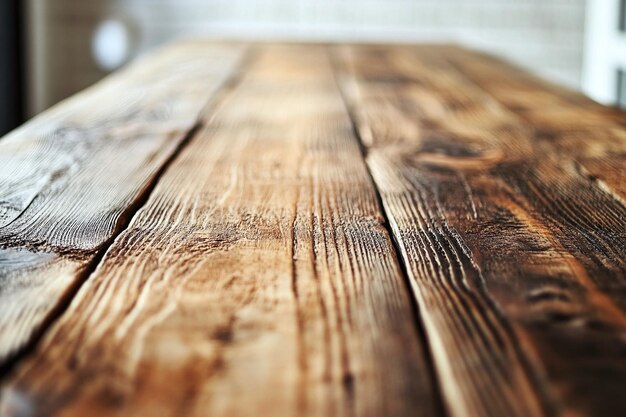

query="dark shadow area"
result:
[0,0,24,136]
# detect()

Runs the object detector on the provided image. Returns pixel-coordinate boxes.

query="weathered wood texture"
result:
[0,42,245,363]
[335,45,626,417]
[1,42,625,417]
[0,46,439,417]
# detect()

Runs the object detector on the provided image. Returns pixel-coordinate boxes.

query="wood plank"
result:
[334,44,626,417]
[0,42,246,364]
[442,46,626,202]
[0,45,440,417]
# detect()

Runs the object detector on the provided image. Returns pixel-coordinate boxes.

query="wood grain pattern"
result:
[441,46,626,203]
[0,42,246,364]
[335,44,626,417]
[0,46,439,417]
[2,41,626,417]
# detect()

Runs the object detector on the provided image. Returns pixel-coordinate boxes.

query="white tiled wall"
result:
[26,0,587,115]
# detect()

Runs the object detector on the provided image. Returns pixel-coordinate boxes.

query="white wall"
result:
[583,0,626,104]
[26,0,587,115]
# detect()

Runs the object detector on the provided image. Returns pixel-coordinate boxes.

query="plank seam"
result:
[0,46,255,379]
[327,45,448,417]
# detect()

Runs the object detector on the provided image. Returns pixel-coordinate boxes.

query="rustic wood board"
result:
[0,42,625,417]
[441,46,626,203]
[0,46,439,417]
[0,42,246,364]
[334,44,626,417]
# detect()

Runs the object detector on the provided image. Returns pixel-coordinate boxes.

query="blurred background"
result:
[1,0,625,136]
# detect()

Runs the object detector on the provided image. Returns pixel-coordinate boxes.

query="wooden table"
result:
[0,42,625,417]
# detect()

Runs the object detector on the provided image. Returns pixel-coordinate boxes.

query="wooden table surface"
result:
[0,41,625,417]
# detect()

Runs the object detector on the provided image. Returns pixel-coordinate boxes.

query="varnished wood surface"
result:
[0,42,625,417]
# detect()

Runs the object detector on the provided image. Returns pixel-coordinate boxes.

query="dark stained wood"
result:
[442,46,626,204]
[334,44,626,417]
[0,42,246,364]
[0,46,439,417]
